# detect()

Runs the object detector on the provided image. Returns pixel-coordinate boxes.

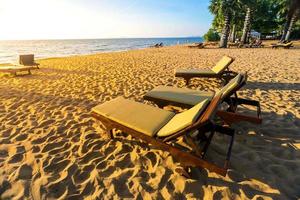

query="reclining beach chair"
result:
[151,43,164,48]
[188,43,205,49]
[144,73,262,125]
[0,65,36,76]
[228,42,241,48]
[91,94,235,176]
[19,54,40,69]
[251,40,264,48]
[175,56,236,85]
[271,42,293,49]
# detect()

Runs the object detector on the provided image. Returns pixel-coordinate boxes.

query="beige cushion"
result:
[92,97,175,136]
[157,99,209,137]
[175,68,215,76]
[211,56,233,74]
[145,86,214,106]
[284,42,293,46]
[215,74,242,98]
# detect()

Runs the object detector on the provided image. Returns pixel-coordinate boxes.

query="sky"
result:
[0,0,213,40]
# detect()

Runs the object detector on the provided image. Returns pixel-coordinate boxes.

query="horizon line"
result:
[0,36,203,42]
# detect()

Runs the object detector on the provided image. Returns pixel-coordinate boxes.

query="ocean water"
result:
[0,37,202,63]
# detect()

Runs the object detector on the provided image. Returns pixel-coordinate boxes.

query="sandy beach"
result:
[0,45,300,199]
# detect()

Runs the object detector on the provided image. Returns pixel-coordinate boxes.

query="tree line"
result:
[204,0,300,48]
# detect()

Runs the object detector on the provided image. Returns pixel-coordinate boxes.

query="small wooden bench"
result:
[0,65,36,76]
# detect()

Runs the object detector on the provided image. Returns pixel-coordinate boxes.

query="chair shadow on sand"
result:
[245,81,300,91]
[184,108,300,199]
[0,67,101,80]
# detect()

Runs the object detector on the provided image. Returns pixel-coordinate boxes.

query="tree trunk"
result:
[281,16,292,42]
[220,13,231,48]
[285,9,299,41]
[241,7,252,44]
[230,24,236,42]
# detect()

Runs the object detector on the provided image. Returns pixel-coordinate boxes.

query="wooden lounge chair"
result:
[175,56,236,85]
[144,73,262,125]
[91,94,235,176]
[271,42,293,49]
[0,65,36,76]
[228,42,241,48]
[151,43,163,48]
[250,40,264,48]
[205,42,218,46]
[188,43,205,49]
[19,54,40,68]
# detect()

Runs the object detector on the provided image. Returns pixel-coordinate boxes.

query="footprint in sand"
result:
[8,153,23,164]
[18,164,33,180]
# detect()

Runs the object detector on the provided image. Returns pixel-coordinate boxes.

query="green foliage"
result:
[252,0,281,33]
[203,28,221,41]
[290,20,300,39]
[208,0,300,40]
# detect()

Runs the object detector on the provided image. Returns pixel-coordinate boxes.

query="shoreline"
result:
[0,37,203,64]
[1,39,299,65]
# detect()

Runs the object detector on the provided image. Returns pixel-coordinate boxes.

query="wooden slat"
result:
[91,111,228,176]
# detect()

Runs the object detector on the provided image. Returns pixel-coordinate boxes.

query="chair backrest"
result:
[215,73,244,100]
[285,42,293,46]
[160,94,222,141]
[195,93,222,125]
[211,56,234,74]
[19,54,34,65]
[159,75,245,138]
[157,99,210,137]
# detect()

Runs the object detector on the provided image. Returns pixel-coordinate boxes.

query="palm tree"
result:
[209,0,237,48]
[229,6,244,42]
[230,24,237,42]
[220,12,231,47]
[280,0,300,41]
[209,0,224,32]
[240,0,257,45]
[229,9,241,42]
[285,7,299,41]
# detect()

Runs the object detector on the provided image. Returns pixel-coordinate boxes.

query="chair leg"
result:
[175,167,191,178]
[184,135,202,157]
[184,78,191,86]
[196,131,208,141]
[102,123,114,139]
[200,131,215,158]
[108,129,114,139]
[232,97,262,119]
[224,131,235,169]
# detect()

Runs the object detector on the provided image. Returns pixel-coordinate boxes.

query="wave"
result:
[0,37,202,63]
